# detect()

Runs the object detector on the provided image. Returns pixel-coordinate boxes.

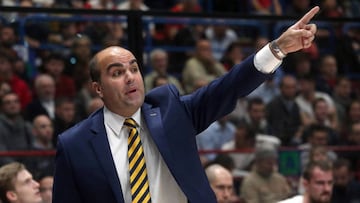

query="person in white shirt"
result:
[278,160,333,203]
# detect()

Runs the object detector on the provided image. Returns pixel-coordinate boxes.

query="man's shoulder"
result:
[278,195,303,203]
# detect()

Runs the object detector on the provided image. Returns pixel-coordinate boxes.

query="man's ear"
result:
[302,177,309,190]
[92,82,103,97]
[6,190,17,202]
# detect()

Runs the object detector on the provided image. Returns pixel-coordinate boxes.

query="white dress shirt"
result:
[104,108,187,203]
[103,43,281,203]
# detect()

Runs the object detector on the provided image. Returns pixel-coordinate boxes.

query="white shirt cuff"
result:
[254,43,282,73]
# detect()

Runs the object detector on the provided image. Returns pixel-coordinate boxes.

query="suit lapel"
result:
[89,111,124,203]
[142,104,176,170]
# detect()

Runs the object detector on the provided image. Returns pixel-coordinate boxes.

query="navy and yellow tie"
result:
[124,118,151,203]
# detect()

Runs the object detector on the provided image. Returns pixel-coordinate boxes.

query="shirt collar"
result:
[104,107,142,137]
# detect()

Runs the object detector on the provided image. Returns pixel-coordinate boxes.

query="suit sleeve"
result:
[53,138,83,203]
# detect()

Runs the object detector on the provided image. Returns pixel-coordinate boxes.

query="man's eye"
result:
[131,67,139,73]
[112,70,123,77]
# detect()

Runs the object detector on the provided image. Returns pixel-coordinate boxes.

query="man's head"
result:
[254,147,278,177]
[302,160,333,203]
[205,164,234,203]
[38,175,53,203]
[247,97,265,124]
[32,115,54,146]
[33,74,56,102]
[149,49,168,76]
[333,158,352,188]
[349,122,360,144]
[279,75,298,100]
[0,92,21,119]
[90,46,145,117]
[307,124,329,147]
[0,162,42,203]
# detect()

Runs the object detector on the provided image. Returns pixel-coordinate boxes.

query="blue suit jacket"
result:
[53,55,272,203]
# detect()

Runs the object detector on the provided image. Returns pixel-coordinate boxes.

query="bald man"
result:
[206,164,236,203]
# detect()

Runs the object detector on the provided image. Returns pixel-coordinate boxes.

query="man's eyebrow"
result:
[106,59,138,72]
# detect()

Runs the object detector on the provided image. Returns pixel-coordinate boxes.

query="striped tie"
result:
[124,118,151,203]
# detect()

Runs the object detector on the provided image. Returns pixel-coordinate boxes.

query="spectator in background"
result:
[0,92,33,166]
[239,97,268,135]
[266,75,304,146]
[144,49,184,94]
[312,98,340,140]
[25,74,56,121]
[65,34,92,91]
[196,116,235,164]
[169,24,206,75]
[343,100,360,136]
[299,124,338,170]
[285,0,311,16]
[0,25,19,59]
[249,0,282,15]
[221,121,255,173]
[0,162,42,203]
[53,97,76,146]
[205,164,239,203]
[332,76,353,136]
[316,54,339,95]
[38,175,53,203]
[331,158,360,203]
[220,41,244,71]
[74,78,100,120]
[0,81,11,98]
[182,39,226,93]
[86,97,104,116]
[0,51,32,110]
[240,147,291,203]
[29,115,55,179]
[40,53,76,99]
[295,73,336,127]
[165,0,202,41]
[279,160,333,203]
[205,24,238,61]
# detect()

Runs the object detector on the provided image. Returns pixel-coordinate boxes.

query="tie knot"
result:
[124,118,137,129]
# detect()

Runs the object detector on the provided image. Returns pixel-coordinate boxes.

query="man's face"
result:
[10,169,42,203]
[249,103,265,123]
[33,115,53,144]
[39,176,53,203]
[210,172,234,203]
[333,166,350,187]
[304,167,333,203]
[1,93,21,117]
[93,47,145,117]
[310,131,328,146]
[281,76,297,99]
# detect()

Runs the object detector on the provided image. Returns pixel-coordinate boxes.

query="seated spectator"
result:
[0,92,33,166]
[266,75,304,146]
[74,78,99,121]
[196,116,235,164]
[332,158,360,203]
[299,124,338,170]
[0,51,32,110]
[40,53,76,99]
[238,97,268,135]
[240,147,291,203]
[221,122,255,173]
[53,97,76,145]
[205,163,239,203]
[0,162,42,203]
[315,54,339,95]
[220,41,244,71]
[38,175,53,203]
[279,160,333,203]
[25,74,56,121]
[205,24,238,61]
[182,39,226,93]
[29,115,55,179]
[250,0,282,15]
[144,49,184,94]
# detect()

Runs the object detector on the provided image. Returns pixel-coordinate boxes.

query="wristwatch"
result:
[270,40,287,59]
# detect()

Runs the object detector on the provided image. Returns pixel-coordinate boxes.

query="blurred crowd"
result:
[1,0,360,202]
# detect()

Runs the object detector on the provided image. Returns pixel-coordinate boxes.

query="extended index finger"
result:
[293,6,320,28]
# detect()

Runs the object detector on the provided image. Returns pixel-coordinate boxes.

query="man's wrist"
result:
[269,40,287,60]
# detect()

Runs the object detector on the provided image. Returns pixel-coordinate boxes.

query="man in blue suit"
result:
[53,6,320,203]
